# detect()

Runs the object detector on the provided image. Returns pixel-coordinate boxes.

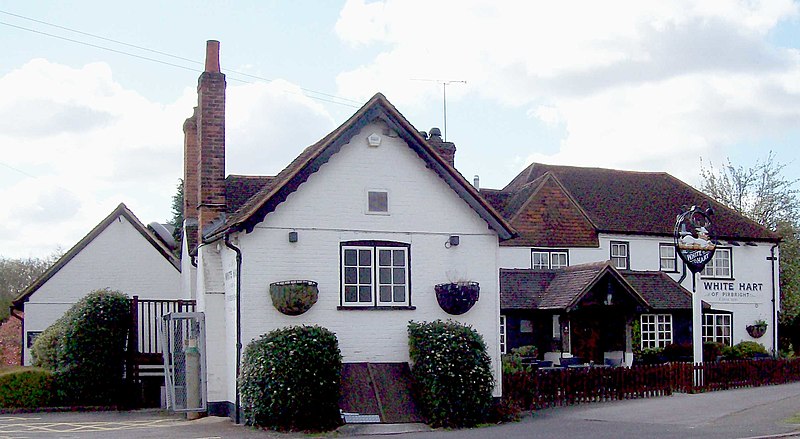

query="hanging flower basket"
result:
[435,281,480,315]
[746,323,767,339]
[269,280,318,316]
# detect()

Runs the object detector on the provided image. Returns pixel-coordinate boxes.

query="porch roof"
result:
[500,262,705,312]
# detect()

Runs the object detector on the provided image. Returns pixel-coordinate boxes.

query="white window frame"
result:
[531,249,569,269]
[640,314,672,349]
[703,313,732,346]
[366,189,389,215]
[659,243,677,272]
[702,248,732,279]
[499,315,507,354]
[610,241,629,270]
[341,243,409,307]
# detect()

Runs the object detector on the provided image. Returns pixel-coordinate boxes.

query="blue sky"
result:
[1,0,799,259]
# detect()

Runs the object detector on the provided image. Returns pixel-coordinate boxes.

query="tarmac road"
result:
[1,382,799,438]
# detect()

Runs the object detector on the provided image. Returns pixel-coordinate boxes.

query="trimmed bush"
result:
[0,367,56,408]
[408,320,495,428]
[30,317,68,370]
[239,325,342,431]
[502,345,539,374]
[723,341,770,359]
[54,289,131,406]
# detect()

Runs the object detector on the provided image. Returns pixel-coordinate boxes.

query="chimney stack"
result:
[182,108,199,247]
[427,127,456,168]
[196,40,226,242]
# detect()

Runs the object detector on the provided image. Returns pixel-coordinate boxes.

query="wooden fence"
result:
[504,358,800,410]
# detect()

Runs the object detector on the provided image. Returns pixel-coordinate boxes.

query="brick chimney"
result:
[182,108,199,248]
[426,127,456,168]
[196,40,226,242]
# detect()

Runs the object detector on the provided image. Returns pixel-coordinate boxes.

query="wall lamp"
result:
[445,235,460,248]
[288,231,298,243]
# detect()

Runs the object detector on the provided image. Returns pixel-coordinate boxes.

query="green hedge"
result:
[30,289,132,406]
[723,341,770,359]
[239,325,342,431]
[0,367,56,408]
[30,318,68,370]
[408,320,495,428]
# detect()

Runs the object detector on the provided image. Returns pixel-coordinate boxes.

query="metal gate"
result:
[161,312,206,412]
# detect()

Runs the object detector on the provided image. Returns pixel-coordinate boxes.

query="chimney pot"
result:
[429,127,442,138]
[205,40,221,73]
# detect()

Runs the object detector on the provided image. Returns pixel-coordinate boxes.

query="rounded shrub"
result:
[239,325,342,431]
[0,367,56,408]
[54,288,131,406]
[723,341,770,359]
[407,320,495,428]
[30,318,68,370]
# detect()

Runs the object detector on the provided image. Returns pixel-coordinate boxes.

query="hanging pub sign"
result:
[674,205,716,274]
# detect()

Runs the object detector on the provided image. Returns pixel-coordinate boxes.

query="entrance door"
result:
[570,309,626,363]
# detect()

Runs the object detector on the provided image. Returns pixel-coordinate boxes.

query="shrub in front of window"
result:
[0,367,56,408]
[502,345,539,374]
[30,315,71,370]
[408,320,494,428]
[662,343,692,362]
[239,325,342,431]
[722,341,770,359]
[54,288,131,406]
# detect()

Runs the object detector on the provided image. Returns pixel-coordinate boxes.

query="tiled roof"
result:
[206,93,515,242]
[620,270,706,310]
[488,174,598,247]
[500,262,698,312]
[13,203,180,309]
[226,175,273,214]
[492,163,778,244]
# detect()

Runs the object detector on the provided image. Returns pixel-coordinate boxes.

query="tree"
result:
[700,152,799,230]
[168,178,184,233]
[700,153,800,351]
[0,251,62,320]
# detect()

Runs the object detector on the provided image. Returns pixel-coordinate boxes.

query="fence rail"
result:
[504,358,800,410]
[130,296,196,356]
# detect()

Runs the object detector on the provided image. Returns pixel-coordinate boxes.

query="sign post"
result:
[674,205,716,386]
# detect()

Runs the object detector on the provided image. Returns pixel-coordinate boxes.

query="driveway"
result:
[2,383,800,438]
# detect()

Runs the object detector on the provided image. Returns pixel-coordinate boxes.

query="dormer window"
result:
[367,190,389,214]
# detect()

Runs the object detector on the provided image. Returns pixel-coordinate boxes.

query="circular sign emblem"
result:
[674,205,716,274]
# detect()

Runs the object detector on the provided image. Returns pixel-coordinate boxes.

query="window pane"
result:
[393,250,405,266]
[368,191,388,212]
[378,249,391,266]
[393,286,405,302]
[379,268,391,284]
[359,249,372,266]
[344,249,357,266]
[551,253,567,269]
[345,267,357,284]
[393,268,405,284]
[359,286,372,302]
[533,252,548,269]
[359,267,372,283]
[379,286,392,302]
[344,286,357,302]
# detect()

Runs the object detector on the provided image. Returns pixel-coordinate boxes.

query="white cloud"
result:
[334,0,800,182]
[0,59,335,258]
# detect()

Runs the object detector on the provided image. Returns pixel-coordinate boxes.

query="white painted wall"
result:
[499,233,780,352]
[22,215,181,364]
[200,121,504,407]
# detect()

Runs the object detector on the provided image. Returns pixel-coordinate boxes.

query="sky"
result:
[1,0,799,259]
